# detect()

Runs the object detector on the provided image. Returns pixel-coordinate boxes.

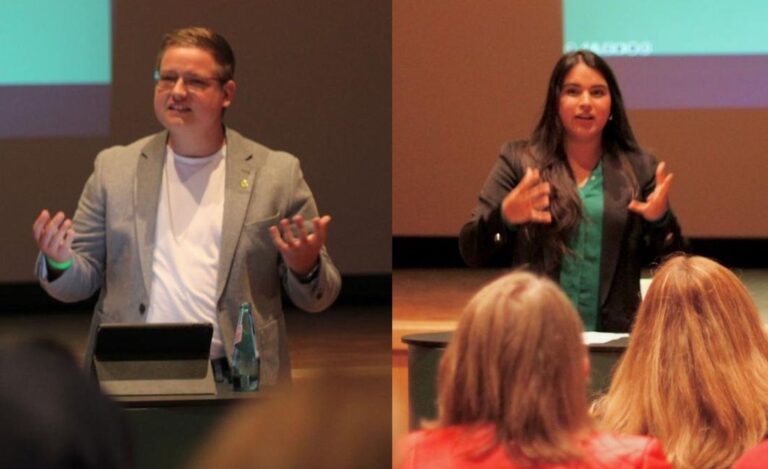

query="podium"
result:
[92,323,267,468]
[118,382,271,468]
[93,323,217,397]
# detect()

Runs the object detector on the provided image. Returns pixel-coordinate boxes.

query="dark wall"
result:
[0,0,391,282]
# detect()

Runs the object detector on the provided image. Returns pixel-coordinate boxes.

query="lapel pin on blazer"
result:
[240,179,249,189]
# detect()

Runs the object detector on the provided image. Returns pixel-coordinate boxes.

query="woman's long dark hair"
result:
[524,50,640,273]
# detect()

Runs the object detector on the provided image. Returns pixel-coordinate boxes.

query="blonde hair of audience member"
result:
[437,271,592,463]
[594,255,768,469]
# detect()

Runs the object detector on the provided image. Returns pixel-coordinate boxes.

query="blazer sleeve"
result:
[279,158,341,312]
[36,150,110,303]
[459,141,527,267]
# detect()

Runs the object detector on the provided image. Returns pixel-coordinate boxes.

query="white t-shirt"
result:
[146,145,227,358]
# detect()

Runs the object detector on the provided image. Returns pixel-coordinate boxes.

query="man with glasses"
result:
[32,27,341,386]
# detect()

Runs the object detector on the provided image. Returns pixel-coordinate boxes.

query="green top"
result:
[560,161,604,330]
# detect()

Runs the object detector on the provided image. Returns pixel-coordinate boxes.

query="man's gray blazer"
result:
[37,128,341,385]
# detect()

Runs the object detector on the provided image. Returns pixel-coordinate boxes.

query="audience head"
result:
[437,271,591,463]
[596,255,768,469]
[0,339,132,469]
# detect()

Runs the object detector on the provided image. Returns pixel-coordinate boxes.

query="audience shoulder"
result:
[590,433,672,468]
[396,427,490,469]
[734,440,768,468]
[395,430,423,468]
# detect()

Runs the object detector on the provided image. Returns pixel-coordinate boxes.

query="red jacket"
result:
[397,425,671,469]
[733,440,768,468]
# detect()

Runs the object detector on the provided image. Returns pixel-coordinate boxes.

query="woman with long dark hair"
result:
[459,50,683,331]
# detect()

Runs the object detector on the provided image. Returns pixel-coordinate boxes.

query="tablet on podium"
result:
[93,323,216,397]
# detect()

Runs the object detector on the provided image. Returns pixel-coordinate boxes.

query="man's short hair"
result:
[155,26,235,82]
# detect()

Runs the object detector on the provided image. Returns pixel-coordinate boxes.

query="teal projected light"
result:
[0,2,111,85]
[562,0,768,108]
[0,1,111,137]
[564,0,768,56]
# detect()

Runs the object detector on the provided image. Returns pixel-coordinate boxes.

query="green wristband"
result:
[46,257,73,271]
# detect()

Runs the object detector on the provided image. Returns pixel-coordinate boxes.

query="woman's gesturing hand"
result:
[628,161,674,222]
[501,168,552,225]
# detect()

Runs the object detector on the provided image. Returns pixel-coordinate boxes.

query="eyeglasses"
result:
[153,70,224,92]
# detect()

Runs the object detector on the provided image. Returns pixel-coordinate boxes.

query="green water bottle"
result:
[231,302,260,391]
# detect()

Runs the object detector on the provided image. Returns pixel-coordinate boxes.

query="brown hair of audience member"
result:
[437,271,591,463]
[594,255,768,469]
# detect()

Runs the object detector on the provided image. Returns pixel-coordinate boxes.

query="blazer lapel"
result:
[215,129,265,301]
[599,156,629,309]
[134,131,168,298]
